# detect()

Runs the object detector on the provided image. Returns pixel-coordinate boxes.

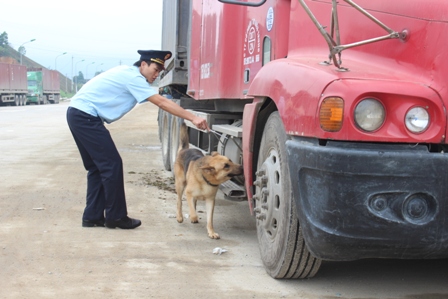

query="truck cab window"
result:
[263,37,271,66]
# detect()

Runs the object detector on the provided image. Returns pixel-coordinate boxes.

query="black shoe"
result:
[105,216,141,229]
[82,219,105,227]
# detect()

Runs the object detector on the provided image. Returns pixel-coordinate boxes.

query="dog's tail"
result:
[180,122,189,150]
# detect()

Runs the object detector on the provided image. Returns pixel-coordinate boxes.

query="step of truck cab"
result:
[220,180,246,201]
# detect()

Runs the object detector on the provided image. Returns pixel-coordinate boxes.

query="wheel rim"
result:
[256,149,282,241]
[161,112,172,171]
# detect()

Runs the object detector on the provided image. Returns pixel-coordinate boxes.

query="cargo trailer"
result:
[0,62,28,106]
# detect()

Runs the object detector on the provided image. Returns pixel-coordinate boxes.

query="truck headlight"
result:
[405,107,429,133]
[354,98,385,132]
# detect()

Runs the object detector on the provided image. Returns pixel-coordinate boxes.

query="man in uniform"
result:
[67,50,209,229]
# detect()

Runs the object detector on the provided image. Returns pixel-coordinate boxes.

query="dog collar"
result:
[202,175,219,187]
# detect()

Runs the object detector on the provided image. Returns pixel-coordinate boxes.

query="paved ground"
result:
[1,101,448,299]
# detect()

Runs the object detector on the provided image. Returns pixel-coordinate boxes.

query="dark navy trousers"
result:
[66,107,128,221]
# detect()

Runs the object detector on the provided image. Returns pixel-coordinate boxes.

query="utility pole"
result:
[19,38,36,65]
[71,56,74,93]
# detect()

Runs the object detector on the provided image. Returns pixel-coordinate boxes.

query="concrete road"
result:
[1,101,448,299]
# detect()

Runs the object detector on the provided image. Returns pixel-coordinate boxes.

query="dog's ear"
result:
[210,151,219,157]
[200,165,216,174]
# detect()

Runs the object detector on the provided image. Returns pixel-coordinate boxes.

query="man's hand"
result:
[191,116,209,131]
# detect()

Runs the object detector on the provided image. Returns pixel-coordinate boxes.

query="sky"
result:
[1,0,163,79]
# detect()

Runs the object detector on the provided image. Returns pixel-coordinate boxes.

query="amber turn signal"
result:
[319,97,344,132]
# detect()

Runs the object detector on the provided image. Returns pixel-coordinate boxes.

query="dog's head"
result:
[200,152,244,185]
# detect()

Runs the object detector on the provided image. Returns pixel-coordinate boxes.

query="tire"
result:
[169,115,183,172]
[14,96,20,106]
[158,94,173,142]
[254,111,321,279]
[161,110,172,171]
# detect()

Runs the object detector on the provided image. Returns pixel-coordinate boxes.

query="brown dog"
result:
[174,123,244,239]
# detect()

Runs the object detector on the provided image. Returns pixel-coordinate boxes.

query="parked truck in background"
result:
[27,68,60,104]
[0,62,28,106]
[158,0,448,278]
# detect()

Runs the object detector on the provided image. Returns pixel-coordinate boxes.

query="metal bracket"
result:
[298,0,406,70]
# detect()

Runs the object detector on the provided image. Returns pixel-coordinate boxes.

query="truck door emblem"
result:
[244,19,261,65]
[266,7,274,32]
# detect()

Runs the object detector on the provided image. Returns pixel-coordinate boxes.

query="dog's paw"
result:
[190,215,199,223]
[208,232,220,239]
[176,215,183,223]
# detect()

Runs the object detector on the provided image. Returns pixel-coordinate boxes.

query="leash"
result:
[209,129,243,152]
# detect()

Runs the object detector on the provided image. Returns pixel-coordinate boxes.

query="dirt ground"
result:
[1,101,448,299]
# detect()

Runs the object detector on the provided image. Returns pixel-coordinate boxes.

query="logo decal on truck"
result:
[266,7,274,32]
[201,63,211,79]
[244,19,260,66]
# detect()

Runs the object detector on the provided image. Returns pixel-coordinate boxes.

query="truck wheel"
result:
[161,111,172,171]
[158,109,163,142]
[254,111,321,279]
[14,96,20,106]
[169,115,183,172]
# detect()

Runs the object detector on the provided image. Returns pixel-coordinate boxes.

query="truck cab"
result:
[27,68,60,105]
[26,71,43,104]
[158,0,448,278]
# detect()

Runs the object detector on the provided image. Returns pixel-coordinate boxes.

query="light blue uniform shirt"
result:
[70,65,157,123]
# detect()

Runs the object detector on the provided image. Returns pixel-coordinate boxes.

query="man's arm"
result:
[147,94,209,131]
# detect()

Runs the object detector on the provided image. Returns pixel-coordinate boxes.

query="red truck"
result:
[0,62,28,106]
[158,0,448,278]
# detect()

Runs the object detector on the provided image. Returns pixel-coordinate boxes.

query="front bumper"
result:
[27,96,38,103]
[287,137,448,261]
